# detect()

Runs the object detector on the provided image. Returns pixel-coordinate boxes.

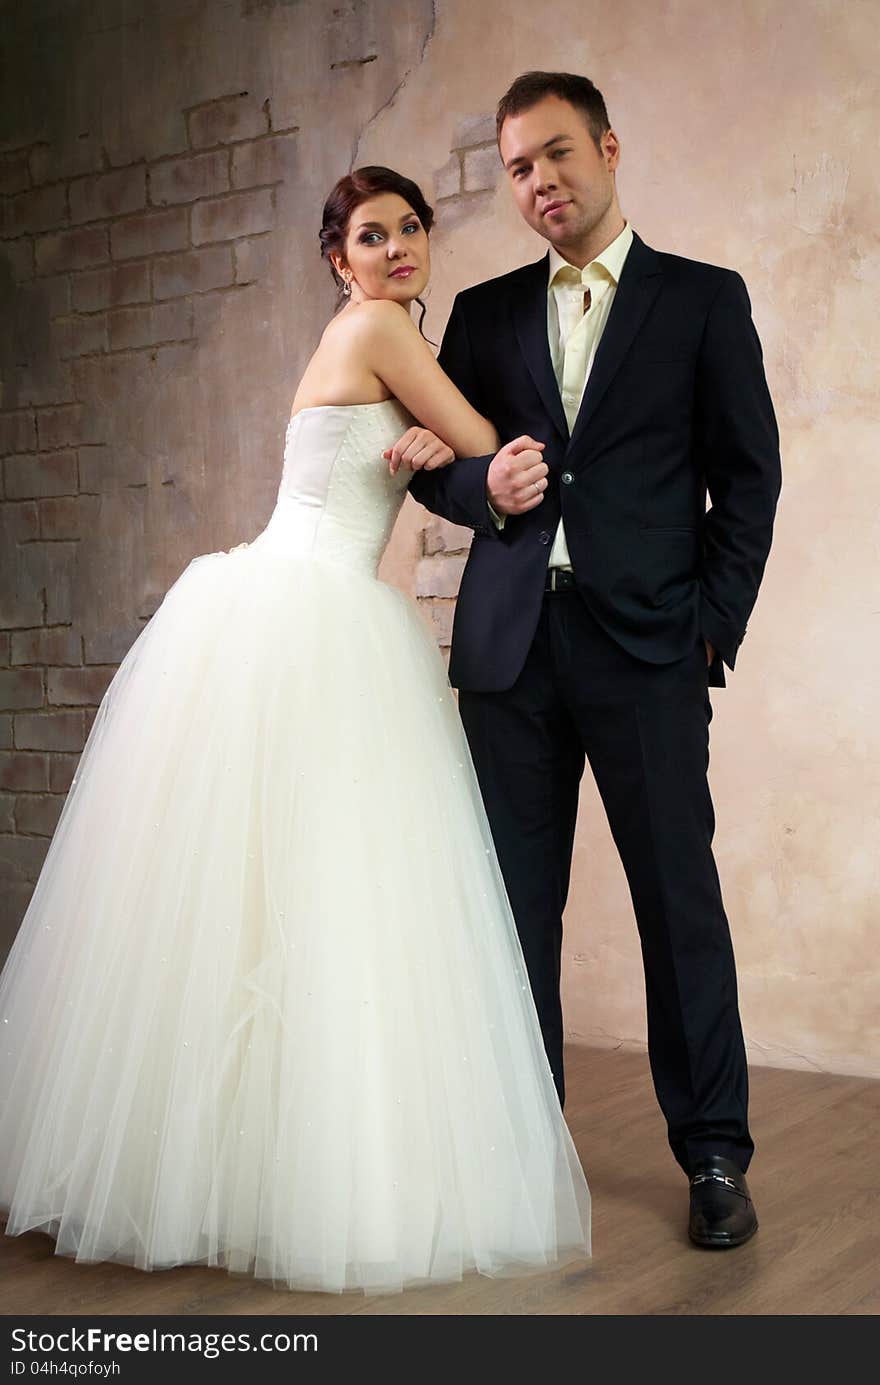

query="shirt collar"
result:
[548,221,634,289]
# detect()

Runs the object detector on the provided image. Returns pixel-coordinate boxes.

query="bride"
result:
[0,165,590,1295]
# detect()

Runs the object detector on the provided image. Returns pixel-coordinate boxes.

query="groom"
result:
[396,71,781,1248]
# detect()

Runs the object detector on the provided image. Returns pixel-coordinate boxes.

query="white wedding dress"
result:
[0,399,590,1294]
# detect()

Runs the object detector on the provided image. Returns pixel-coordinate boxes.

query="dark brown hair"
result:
[319,165,434,337]
[496,71,611,149]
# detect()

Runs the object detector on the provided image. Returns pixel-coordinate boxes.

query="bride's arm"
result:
[348,299,500,457]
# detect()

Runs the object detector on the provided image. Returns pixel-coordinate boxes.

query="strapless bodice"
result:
[250,399,414,575]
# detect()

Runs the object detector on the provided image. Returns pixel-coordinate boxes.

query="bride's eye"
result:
[359,231,383,245]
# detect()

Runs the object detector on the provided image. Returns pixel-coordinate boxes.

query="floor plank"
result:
[2,1047,877,1315]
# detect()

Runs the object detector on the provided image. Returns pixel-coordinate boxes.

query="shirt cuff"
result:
[487,498,506,530]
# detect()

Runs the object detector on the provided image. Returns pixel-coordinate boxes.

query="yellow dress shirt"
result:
[546,221,634,567]
[488,222,634,567]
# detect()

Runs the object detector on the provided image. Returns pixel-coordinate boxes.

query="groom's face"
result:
[499,95,620,258]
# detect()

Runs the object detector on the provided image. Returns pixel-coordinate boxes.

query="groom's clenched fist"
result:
[487,436,548,516]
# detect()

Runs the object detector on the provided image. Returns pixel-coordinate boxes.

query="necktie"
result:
[554,264,607,431]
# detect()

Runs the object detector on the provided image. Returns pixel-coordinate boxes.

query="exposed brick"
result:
[0,832,49,883]
[453,114,496,150]
[0,411,37,455]
[231,133,297,188]
[29,138,103,185]
[233,235,270,284]
[69,167,146,225]
[83,624,139,664]
[49,752,79,792]
[188,94,269,149]
[104,121,190,172]
[0,716,11,749]
[108,300,193,351]
[110,206,188,261]
[268,90,300,133]
[0,570,42,637]
[462,145,501,193]
[434,153,462,201]
[149,150,229,206]
[14,792,64,836]
[54,313,108,359]
[418,597,456,647]
[12,627,81,667]
[415,553,468,599]
[14,711,86,752]
[0,500,39,542]
[35,225,109,275]
[0,752,49,791]
[102,340,194,391]
[36,404,98,450]
[15,542,78,627]
[14,361,73,407]
[4,451,78,499]
[192,188,274,245]
[41,274,71,317]
[152,245,234,300]
[38,496,86,541]
[191,288,239,338]
[327,4,378,69]
[0,634,8,664]
[48,666,115,706]
[0,881,35,956]
[0,183,67,239]
[422,517,473,556]
[0,237,35,282]
[76,445,116,494]
[71,261,150,312]
[0,669,44,710]
[84,707,98,735]
[0,149,31,196]
[0,793,13,832]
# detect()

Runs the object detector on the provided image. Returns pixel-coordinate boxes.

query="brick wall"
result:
[0,92,297,946]
[0,0,440,960]
[413,113,501,656]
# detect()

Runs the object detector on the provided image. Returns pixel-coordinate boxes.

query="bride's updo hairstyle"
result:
[319,165,434,337]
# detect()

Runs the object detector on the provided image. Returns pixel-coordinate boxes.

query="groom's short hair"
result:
[496,71,611,150]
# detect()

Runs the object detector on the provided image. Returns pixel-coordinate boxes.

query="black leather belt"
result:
[544,567,577,592]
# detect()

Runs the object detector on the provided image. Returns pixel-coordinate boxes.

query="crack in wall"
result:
[350,0,437,170]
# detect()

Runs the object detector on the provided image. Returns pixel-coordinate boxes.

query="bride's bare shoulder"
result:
[322,298,414,345]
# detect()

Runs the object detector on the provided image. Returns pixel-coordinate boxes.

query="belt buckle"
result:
[547,567,573,592]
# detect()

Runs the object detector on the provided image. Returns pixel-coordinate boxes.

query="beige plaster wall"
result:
[359,0,880,1077]
[1,0,877,1076]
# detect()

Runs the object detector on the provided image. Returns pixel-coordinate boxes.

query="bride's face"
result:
[334,192,430,305]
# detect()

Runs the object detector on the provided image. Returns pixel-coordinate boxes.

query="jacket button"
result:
[561,471,574,485]
[539,530,551,545]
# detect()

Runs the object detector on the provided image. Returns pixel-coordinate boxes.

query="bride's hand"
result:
[384,427,455,475]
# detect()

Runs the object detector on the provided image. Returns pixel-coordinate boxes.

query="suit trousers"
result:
[458,588,754,1175]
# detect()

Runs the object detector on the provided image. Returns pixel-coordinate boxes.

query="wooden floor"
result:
[2,1047,878,1316]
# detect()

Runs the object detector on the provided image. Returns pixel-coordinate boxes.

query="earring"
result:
[342,274,352,297]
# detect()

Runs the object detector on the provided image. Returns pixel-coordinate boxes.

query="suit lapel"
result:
[511,254,568,444]
[569,233,663,452]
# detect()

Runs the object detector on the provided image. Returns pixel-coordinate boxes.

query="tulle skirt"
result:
[0,543,590,1293]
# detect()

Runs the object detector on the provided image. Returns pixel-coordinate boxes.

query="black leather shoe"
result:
[688,1154,758,1248]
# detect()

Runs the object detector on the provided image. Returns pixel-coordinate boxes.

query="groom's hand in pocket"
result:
[385,428,455,474]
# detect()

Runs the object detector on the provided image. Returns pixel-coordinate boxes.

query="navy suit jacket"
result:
[409,233,781,693]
